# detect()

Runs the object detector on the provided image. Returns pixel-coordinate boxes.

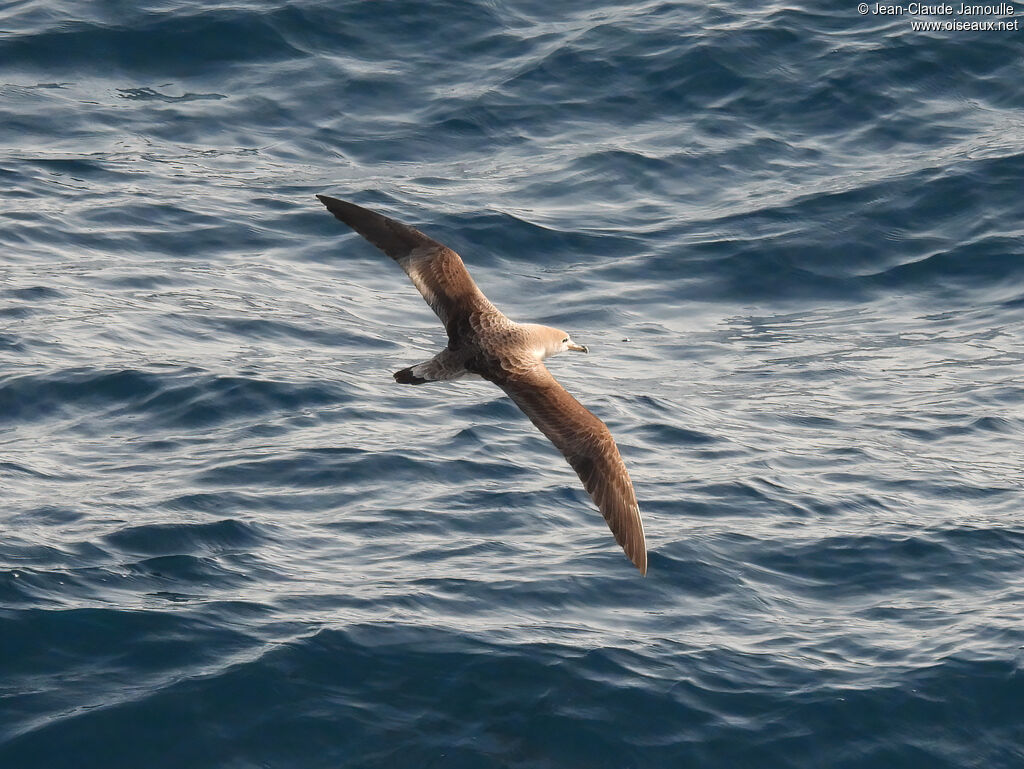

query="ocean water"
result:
[2,0,1023,766]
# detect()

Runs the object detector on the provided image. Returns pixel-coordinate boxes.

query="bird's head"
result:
[532,324,588,360]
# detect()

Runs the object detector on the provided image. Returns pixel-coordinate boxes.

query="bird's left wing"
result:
[498,365,647,574]
[316,195,496,338]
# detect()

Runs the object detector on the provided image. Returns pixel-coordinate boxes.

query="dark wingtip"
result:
[316,193,350,216]
[315,194,437,260]
[625,516,647,576]
[635,550,648,576]
[315,194,368,223]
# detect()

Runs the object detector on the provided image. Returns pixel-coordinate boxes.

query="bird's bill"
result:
[567,343,589,353]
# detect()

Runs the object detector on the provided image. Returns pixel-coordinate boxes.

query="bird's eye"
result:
[562,338,569,343]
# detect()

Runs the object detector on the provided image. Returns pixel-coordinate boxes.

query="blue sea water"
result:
[2,0,1024,766]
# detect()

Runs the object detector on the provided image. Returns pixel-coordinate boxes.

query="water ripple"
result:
[2,0,1022,766]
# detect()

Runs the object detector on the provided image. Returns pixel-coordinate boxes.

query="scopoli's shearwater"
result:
[317,195,647,574]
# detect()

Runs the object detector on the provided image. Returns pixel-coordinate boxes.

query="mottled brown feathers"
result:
[317,194,648,574]
[499,366,647,574]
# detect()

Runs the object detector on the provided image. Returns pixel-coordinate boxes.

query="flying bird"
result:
[316,195,647,574]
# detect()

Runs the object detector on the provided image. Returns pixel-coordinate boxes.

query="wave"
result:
[0,368,346,428]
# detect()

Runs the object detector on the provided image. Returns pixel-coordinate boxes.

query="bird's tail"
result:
[393,366,428,385]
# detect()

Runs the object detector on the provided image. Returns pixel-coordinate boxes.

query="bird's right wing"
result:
[317,195,496,337]
[499,365,647,574]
